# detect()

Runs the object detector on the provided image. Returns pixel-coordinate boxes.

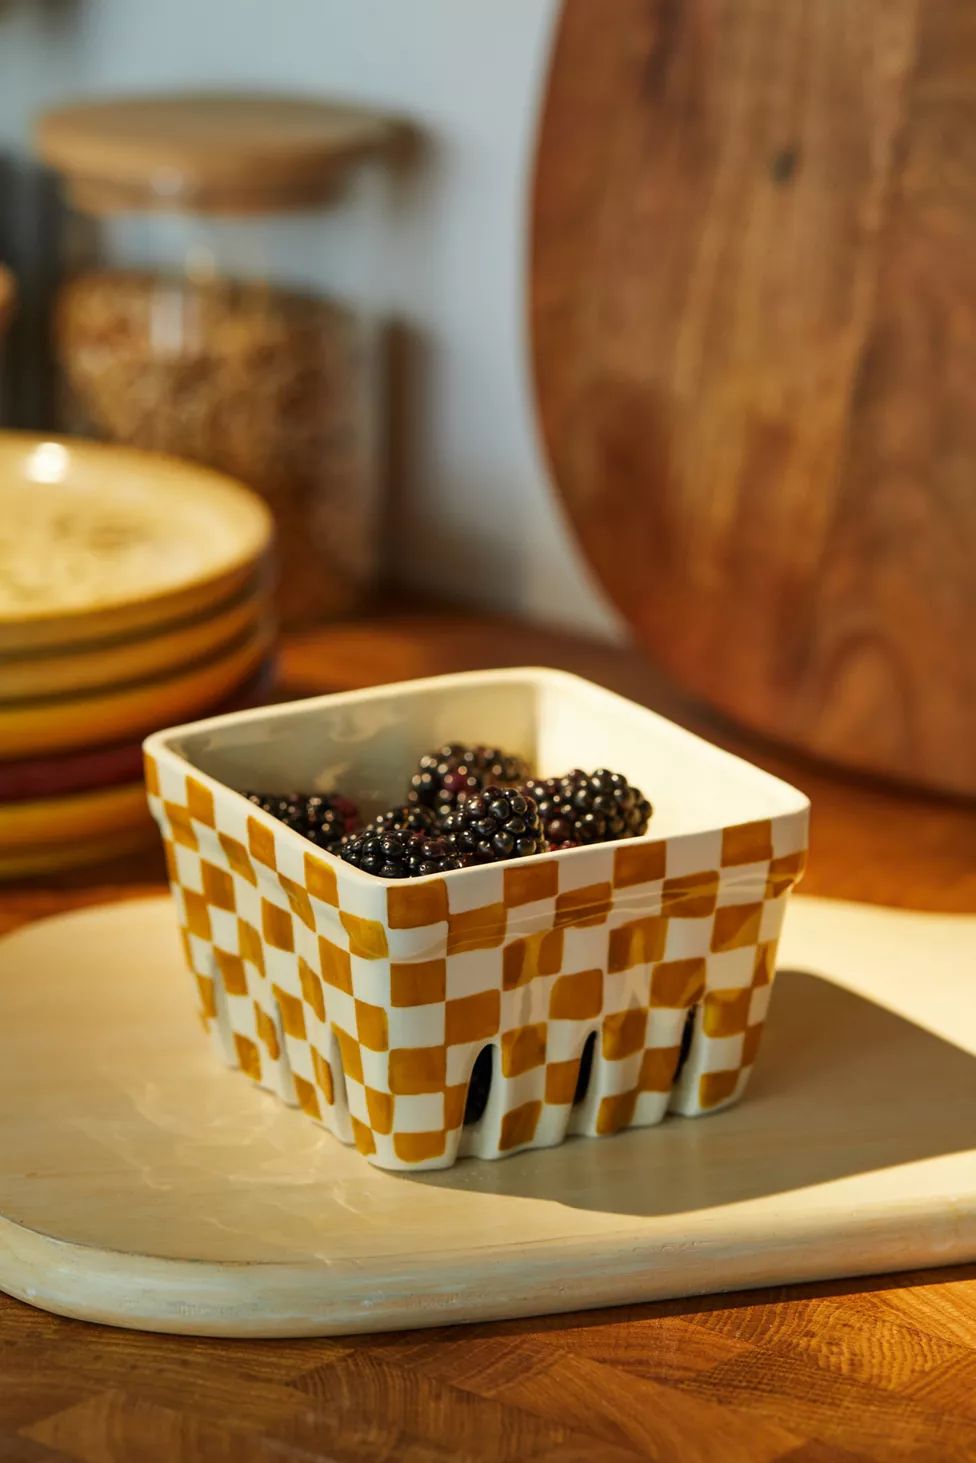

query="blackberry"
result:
[522,777,578,848]
[363,803,438,837]
[443,786,546,864]
[524,769,652,848]
[340,827,472,879]
[246,791,358,852]
[304,792,359,846]
[408,742,529,819]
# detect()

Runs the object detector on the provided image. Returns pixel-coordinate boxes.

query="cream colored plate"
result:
[0,432,272,649]
[0,894,973,1338]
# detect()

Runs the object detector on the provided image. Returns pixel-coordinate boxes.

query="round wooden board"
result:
[1,895,975,1338]
[531,0,976,794]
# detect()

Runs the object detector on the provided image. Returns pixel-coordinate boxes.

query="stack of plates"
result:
[0,433,275,877]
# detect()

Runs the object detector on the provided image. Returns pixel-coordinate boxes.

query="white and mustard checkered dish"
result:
[144,668,809,1171]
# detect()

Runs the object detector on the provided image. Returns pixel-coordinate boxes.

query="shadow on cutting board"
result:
[406,970,976,1216]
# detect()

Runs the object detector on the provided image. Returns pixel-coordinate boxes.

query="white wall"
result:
[0,0,624,638]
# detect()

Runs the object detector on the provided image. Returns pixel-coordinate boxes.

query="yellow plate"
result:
[0,627,271,759]
[0,432,273,651]
[0,580,272,700]
[0,825,155,878]
[0,780,151,851]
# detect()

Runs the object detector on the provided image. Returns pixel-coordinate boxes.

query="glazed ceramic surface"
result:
[0,826,154,878]
[0,657,274,804]
[0,627,271,759]
[0,432,272,652]
[145,669,809,1172]
[0,738,144,802]
[0,577,268,700]
[0,780,150,851]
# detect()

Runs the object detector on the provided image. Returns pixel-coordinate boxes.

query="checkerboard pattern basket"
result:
[145,751,807,1171]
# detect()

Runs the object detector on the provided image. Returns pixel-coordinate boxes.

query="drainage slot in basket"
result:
[268,997,293,1074]
[464,1046,493,1125]
[204,949,235,1057]
[327,1031,350,1116]
[674,1006,698,1082]
[265,995,298,1103]
[573,1031,597,1105]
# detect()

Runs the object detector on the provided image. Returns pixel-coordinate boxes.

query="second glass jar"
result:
[38,94,399,625]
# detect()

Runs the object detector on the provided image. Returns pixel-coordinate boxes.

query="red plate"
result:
[0,658,275,801]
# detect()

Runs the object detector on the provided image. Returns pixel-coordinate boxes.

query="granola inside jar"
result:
[36,93,402,625]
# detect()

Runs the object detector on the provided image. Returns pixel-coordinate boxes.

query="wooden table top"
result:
[3,609,975,1462]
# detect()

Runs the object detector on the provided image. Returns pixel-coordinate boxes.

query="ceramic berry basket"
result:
[144,668,809,1171]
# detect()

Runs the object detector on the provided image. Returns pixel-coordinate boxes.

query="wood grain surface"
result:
[531,0,976,796]
[2,611,975,1460]
[36,93,404,213]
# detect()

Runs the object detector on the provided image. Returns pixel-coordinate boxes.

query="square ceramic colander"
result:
[144,668,809,1171]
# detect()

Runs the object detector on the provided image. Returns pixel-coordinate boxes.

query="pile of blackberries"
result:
[247,742,652,879]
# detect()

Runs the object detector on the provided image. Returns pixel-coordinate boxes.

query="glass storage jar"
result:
[0,265,14,424]
[36,93,400,625]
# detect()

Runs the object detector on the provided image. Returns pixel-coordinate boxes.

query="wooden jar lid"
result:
[36,92,404,214]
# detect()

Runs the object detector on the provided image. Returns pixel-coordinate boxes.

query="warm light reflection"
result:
[27,441,69,484]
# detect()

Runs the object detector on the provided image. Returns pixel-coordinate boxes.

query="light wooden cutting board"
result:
[0,894,973,1337]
